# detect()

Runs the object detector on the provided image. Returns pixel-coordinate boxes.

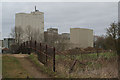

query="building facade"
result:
[44,28,58,44]
[15,8,44,43]
[70,28,93,48]
[0,40,2,53]
[3,38,15,49]
[47,28,58,34]
[61,33,70,40]
[0,40,2,47]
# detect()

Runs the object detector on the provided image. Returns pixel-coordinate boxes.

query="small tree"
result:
[106,23,118,51]
[10,28,15,38]
[9,26,23,53]
[117,22,120,79]
[105,36,116,50]
[15,26,24,45]
[106,22,120,78]
[95,35,106,49]
[10,26,24,44]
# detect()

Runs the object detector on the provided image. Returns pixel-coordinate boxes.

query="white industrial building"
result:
[70,28,93,48]
[0,32,2,53]
[0,40,2,53]
[15,6,44,43]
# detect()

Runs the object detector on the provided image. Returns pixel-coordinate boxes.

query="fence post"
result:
[26,41,28,46]
[37,43,41,61]
[69,60,77,73]
[26,41,28,53]
[23,42,25,54]
[97,48,99,58]
[53,47,55,72]
[21,44,22,53]
[28,41,29,46]
[81,53,83,61]
[46,45,48,65]
[30,40,31,48]
[35,40,37,53]
[29,41,32,54]
[28,41,31,55]
[40,43,41,51]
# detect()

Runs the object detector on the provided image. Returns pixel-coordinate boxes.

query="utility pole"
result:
[35,6,36,12]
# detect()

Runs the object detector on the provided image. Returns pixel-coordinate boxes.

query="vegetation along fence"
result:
[19,41,56,72]
[18,40,115,77]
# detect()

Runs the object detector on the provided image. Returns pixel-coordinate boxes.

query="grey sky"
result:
[2,2,118,39]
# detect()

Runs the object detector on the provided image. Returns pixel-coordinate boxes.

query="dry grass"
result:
[55,52,118,78]
[2,55,32,78]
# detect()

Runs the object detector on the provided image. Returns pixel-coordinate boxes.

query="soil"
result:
[8,54,49,78]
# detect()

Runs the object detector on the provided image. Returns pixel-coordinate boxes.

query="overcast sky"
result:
[1,2,118,39]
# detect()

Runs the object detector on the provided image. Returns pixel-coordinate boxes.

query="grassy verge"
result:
[55,52,117,77]
[28,54,65,78]
[2,55,32,78]
[56,52,117,61]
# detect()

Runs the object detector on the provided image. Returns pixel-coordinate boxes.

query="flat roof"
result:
[70,28,93,31]
[16,11,44,15]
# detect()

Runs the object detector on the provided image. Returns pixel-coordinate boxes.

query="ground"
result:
[55,52,118,78]
[2,52,118,78]
[2,54,49,78]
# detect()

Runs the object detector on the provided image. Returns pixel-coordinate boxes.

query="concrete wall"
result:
[70,28,93,48]
[3,38,15,48]
[0,40,2,53]
[3,39,8,48]
[15,11,44,42]
[0,40,2,47]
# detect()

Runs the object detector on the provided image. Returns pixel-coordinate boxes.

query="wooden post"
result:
[28,41,31,55]
[21,44,22,53]
[35,40,37,53]
[26,41,28,53]
[25,42,27,53]
[37,43,41,61]
[40,43,41,51]
[53,47,55,72]
[23,42,25,54]
[26,41,28,46]
[29,41,32,54]
[81,53,83,61]
[30,40,31,48]
[46,45,48,65]
[97,48,99,58]
[69,60,77,73]
[28,41,30,47]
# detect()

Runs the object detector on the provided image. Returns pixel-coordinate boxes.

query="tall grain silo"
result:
[15,6,44,43]
[70,28,93,48]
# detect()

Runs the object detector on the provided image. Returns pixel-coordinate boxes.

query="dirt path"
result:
[9,54,49,78]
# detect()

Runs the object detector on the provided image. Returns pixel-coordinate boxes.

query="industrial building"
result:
[0,40,2,53]
[47,28,58,34]
[15,6,44,43]
[70,28,93,48]
[44,28,59,44]
[61,33,70,40]
[0,40,2,48]
[3,38,15,49]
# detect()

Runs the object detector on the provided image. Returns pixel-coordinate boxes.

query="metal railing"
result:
[19,40,56,72]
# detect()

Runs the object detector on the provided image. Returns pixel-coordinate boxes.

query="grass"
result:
[85,61,102,69]
[56,52,117,61]
[0,55,2,76]
[56,52,117,67]
[55,52,117,77]
[28,54,66,78]
[2,55,32,78]
[27,52,117,78]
